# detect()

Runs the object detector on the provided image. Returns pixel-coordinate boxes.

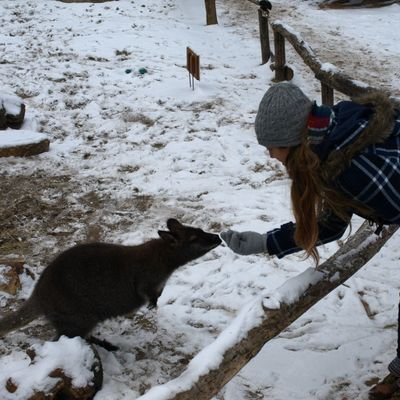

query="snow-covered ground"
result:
[0,0,400,399]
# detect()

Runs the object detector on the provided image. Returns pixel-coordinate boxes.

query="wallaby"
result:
[0,218,221,349]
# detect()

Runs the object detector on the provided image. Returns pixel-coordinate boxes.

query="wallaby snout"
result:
[158,218,221,253]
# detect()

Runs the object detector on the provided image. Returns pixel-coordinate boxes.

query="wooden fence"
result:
[255,2,400,107]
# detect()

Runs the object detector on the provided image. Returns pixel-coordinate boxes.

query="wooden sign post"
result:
[186,47,200,90]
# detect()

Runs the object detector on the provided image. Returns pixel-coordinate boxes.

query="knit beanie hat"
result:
[255,82,312,148]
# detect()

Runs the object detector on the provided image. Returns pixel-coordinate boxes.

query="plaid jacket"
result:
[267,100,400,258]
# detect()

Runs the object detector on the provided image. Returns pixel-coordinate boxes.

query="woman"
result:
[221,82,400,398]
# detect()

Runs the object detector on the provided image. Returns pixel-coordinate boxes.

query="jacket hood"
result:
[320,90,396,182]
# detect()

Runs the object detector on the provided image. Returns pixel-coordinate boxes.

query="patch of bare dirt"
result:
[0,172,154,268]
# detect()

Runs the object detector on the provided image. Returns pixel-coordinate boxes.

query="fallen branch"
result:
[137,221,398,400]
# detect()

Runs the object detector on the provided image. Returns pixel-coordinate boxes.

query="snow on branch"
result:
[137,222,398,400]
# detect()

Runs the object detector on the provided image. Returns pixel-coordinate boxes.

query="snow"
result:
[0,336,96,400]
[263,267,325,309]
[139,298,265,400]
[0,0,400,399]
[0,93,23,116]
[0,130,48,148]
[320,63,339,73]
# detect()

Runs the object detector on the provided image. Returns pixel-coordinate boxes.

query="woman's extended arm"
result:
[266,210,350,258]
[221,210,350,258]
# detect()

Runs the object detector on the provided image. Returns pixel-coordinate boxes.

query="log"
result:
[137,222,398,400]
[0,258,25,269]
[0,130,49,157]
[0,139,49,157]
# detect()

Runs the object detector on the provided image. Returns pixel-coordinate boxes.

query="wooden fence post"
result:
[271,29,293,81]
[273,29,285,81]
[321,82,334,106]
[205,0,218,25]
[258,7,270,64]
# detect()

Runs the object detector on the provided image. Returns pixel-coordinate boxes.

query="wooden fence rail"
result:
[270,21,379,105]
[254,2,400,107]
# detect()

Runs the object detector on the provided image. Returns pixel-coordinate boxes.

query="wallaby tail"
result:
[0,298,41,336]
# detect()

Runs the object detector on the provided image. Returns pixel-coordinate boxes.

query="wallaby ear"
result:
[158,230,178,243]
[167,218,183,232]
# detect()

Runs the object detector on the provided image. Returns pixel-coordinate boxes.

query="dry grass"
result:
[0,173,155,265]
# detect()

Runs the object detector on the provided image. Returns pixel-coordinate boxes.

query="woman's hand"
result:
[220,230,267,255]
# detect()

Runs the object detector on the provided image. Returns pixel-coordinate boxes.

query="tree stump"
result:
[0,93,25,130]
[0,130,50,157]
[6,103,25,129]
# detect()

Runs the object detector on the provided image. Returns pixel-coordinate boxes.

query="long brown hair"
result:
[283,91,395,265]
[285,143,323,264]
[285,139,370,265]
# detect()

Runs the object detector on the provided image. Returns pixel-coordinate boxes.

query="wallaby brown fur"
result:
[0,219,221,349]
